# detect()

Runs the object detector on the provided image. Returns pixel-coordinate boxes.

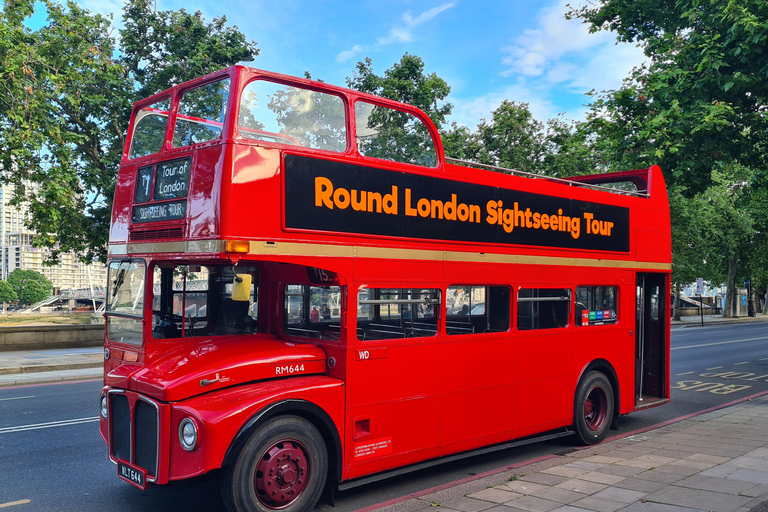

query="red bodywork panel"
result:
[105,336,326,402]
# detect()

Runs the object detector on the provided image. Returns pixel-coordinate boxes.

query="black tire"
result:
[221,416,328,512]
[573,371,614,445]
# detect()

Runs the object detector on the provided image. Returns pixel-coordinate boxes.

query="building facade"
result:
[0,183,106,293]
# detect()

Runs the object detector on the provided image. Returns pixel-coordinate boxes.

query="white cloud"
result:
[501,0,617,78]
[566,43,645,93]
[376,3,455,47]
[496,0,649,92]
[336,44,364,63]
[449,83,560,130]
[336,3,454,65]
[442,0,646,129]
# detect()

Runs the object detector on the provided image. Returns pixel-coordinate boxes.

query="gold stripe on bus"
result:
[110,239,671,271]
[109,240,225,255]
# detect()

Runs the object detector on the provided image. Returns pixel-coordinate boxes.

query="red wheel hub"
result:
[584,386,607,431]
[254,439,310,509]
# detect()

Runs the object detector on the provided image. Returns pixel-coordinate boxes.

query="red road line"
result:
[353,454,557,512]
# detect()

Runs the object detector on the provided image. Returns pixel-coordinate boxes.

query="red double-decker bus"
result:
[100,66,671,512]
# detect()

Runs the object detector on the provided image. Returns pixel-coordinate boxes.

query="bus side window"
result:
[284,283,343,341]
[130,98,171,159]
[173,78,230,148]
[357,287,440,340]
[446,285,510,335]
[576,286,619,326]
[517,288,571,330]
[354,101,437,167]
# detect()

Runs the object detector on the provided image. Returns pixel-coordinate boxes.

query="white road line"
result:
[0,417,98,434]
[676,371,694,376]
[0,396,34,402]
[0,500,31,508]
[734,362,750,366]
[673,335,768,351]
[706,366,724,370]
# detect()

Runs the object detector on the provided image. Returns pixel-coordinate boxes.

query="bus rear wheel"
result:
[221,416,327,512]
[574,371,614,445]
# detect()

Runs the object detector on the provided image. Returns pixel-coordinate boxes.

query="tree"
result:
[6,269,53,304]
[442,103,603,178]
[0,281,16,304]
[570,0,768,194]
[120,0,257,101]
[0,0,258,263]
[20,280,49,305]
[469,100,546,174]
[541,117,605,178]
[688,166,759,317]
[346,54,452,130]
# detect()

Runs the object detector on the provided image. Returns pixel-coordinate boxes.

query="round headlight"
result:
[100,395,108,419]
[179,418,198,451]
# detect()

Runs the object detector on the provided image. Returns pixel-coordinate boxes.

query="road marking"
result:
[761,358,768,362]
[706,366,724,370]
[734,362,750,366]
[676,371,694,376]
[0,417,98,434]
[0,396,33,402]
[673,336,768,351]
[0,500,31,508]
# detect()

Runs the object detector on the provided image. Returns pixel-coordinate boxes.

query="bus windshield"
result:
[106,259,146,346]
[151,263,258,339]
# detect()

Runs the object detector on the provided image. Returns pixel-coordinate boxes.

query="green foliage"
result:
[471,100,545,173]
[0,281,16,304]
[0,0,257,263]
[346,54,449,166]
[570,0,768,310]
[120,0,258,100]
[570,0,768,194]
[6,269,53,304]
[441,103,602,178]
[346,54,453,130]
[20,280,50,305]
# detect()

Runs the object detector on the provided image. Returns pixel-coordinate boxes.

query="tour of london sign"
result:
[132,158,190,223]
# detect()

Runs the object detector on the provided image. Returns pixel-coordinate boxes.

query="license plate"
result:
[117,459,148,490]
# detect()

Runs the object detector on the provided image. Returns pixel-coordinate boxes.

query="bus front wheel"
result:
[221,416,328,512]
[574,371,614,445]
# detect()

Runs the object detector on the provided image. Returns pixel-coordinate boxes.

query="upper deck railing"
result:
[446,158,651,198]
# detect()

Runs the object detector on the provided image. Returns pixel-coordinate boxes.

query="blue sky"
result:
[43,0,645,130]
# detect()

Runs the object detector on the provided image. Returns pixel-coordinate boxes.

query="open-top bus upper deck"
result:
[110,65,670,271]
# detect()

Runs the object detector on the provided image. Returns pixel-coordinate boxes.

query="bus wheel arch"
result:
[221,400,342,510]
[573,361,618,445]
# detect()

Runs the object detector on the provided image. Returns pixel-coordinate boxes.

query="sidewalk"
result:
[0,347,102,387]
[368,393,768,512]
[672,312,768,328]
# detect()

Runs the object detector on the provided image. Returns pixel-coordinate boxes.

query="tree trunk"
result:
[673,281,682,321]
[763,286,768,315]
[723,258,738,318]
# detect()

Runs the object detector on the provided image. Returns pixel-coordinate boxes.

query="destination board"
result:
[153,158,191,201]
[135,166,153,204]
[132,200,186,223]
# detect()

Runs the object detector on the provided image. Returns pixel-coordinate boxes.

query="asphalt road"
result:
[1,321,767,511]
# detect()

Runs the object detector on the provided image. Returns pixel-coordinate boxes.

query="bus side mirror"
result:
[232,274,252,301]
